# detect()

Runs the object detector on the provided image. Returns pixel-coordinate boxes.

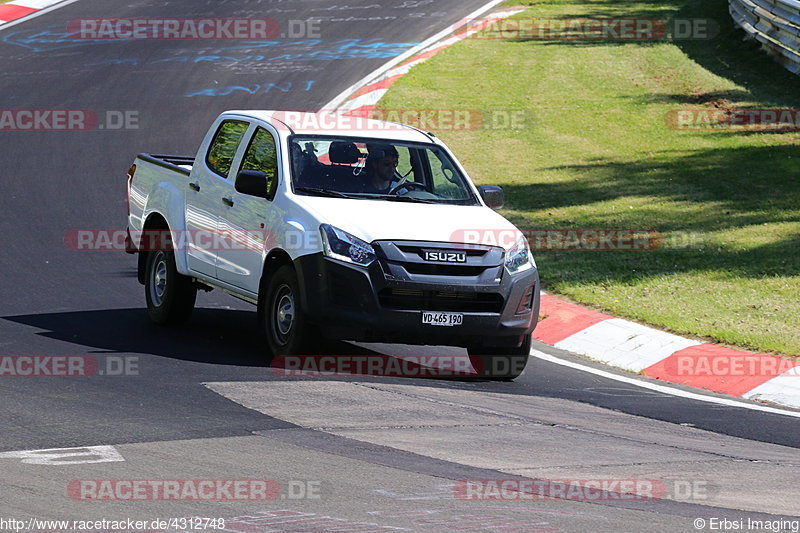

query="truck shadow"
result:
[2,308,470,379]
[2,307,377,368]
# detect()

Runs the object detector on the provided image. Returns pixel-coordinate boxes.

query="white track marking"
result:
[0,445,124,465]
[530,349,800,419]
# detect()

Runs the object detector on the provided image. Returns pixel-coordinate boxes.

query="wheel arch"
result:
[257,249,295,325]
[137,212,170,285]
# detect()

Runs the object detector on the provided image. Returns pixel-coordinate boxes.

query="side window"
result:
[206,120,248,178]
[396,146,415,182]
[427,150,465,199]
[241,128,278,181]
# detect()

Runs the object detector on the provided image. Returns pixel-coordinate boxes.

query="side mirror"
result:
[478,185,504,210]
[235,170,273,200]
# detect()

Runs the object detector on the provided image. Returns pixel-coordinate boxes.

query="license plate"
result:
[422,312,463,327]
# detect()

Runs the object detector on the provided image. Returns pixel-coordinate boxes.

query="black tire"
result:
[261,265,319,356]
[144,249,197,325]
[468,334,531,380]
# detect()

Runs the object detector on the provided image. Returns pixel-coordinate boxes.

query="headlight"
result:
[320,224,376,267]
[505,235,534,274]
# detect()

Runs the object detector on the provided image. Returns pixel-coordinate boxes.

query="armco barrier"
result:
[729,0,800,74]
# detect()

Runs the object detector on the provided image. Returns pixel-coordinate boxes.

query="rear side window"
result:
[241,128,278,181]
[206,120,248,178]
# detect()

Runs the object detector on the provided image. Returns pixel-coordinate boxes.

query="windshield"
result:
[289,136,479,205]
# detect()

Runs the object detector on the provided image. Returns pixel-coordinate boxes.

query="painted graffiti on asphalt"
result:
[1,26,419,66]
[185,80,316,97]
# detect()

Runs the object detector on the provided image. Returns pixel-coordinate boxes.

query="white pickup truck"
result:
[126,111,540,379]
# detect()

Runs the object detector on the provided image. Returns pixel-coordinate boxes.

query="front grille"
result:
[396,245,488,258]
[374,240,505,284]
[402,263,487,277]
[379,288,504,313]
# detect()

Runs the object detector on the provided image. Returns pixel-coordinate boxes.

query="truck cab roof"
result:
[223,110,437,144]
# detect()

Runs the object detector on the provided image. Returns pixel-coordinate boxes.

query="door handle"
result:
[222,197,234,207]
[189,182,200,192]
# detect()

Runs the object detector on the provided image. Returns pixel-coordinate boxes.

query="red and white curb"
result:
[536,294,800,409]
[0,0,72,27]
[326,5,800,412]
[0,0,47,24]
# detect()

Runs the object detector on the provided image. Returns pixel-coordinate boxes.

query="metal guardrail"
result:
[729,0,800,74]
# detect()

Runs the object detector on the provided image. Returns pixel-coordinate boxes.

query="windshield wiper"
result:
[294,187,353,199]
[295,188,439,204]
[359,194,438,204]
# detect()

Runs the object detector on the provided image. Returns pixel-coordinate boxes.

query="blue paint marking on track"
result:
[1,26,419,65]
[185,80,316,97]
[1,25,109,51]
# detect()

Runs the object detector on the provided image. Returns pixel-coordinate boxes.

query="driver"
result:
[362,143,399,194]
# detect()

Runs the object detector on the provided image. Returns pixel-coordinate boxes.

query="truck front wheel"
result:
[262,265,319,356]
[468,334,531,380]
[145,249,197,325]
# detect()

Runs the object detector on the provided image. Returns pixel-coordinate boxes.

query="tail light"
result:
[126,164,137,217]
[126,164,137,254]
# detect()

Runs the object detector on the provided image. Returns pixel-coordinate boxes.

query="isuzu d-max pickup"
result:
[126,111,540,379]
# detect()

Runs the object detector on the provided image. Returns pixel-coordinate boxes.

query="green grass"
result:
[378,0,800,356]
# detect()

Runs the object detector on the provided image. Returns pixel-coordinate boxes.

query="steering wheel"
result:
[389,181,427,195]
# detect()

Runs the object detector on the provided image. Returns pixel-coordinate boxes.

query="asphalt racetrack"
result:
[0,2,798,532]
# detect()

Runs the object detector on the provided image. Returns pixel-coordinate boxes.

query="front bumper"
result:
[294,252,540,348]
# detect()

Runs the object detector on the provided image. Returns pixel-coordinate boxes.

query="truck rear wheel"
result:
[145,249,197,325]
[468,334,531,380]
[262,265,319,356]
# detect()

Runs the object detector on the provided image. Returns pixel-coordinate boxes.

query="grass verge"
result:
[377,0,800,356]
